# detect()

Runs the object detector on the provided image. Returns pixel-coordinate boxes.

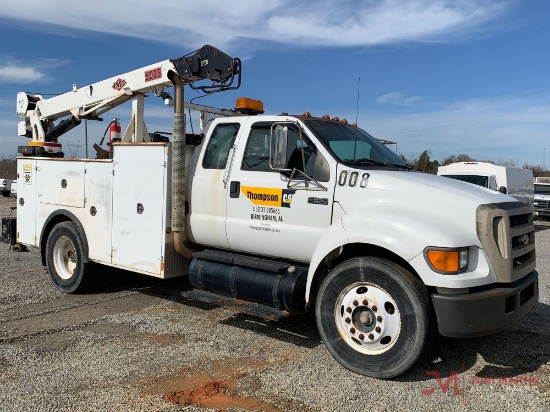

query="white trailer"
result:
[437,162,534,207]
[7,46,539,379]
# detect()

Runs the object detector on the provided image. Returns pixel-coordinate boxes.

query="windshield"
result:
[304,120,409,169]
[535,184,550,195]
[442,174,489,188]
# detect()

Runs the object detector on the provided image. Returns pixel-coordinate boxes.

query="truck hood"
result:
[334,170,516,246]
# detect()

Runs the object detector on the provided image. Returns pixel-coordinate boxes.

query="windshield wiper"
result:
[343,158,412,170]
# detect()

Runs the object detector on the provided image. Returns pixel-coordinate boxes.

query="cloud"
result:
[362,93,550,165]
[0,65,45,83]
[0,0,513,49]
[0,57,67,84]
[376,92,422,106]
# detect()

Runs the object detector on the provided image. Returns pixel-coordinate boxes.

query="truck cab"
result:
[437,161,534,208]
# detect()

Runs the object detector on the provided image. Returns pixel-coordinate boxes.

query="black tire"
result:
[1,190,10,198]
[45,221,96,293]
[315,257,432,379]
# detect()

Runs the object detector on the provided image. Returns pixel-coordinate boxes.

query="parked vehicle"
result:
[1,178,12,197]
[5,45,538,379]
[437,162,534,207]
[10,180,17,198]
[533,178,550,218]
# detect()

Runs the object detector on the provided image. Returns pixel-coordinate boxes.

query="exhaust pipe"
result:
[170,73,193,260]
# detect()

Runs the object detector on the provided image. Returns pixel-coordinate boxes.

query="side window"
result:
[488,177,498,191]
[202,123,240,169]
[242,125,271,171]
[241,123,330,182]
[286,128,330,182]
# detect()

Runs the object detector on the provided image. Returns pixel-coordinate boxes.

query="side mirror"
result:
[499,186,507,194]
[271,125,288,169]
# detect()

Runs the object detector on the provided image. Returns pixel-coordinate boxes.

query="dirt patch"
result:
[162,376,284,412]
[143,354,309,412]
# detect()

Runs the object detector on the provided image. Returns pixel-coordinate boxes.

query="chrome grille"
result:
[477,202,536,283]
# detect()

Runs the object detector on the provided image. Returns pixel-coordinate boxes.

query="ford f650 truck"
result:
[7,45,538,379]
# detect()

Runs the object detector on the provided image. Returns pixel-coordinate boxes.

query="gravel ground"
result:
[0,195,548,412]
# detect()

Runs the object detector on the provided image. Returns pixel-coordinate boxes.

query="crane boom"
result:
[16,45,241,156]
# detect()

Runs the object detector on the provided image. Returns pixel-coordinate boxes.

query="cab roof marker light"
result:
[235,97,264,115]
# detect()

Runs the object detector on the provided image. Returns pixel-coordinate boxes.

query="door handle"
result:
[230,181,240,198]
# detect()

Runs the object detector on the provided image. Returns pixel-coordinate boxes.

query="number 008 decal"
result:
[338,171,369,188]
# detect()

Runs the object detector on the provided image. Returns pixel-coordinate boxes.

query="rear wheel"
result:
[315,257,432,379]
[45,221,96,293]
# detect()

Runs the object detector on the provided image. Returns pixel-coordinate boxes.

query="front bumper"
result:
[534,209,550,217]
[432,270,539,338]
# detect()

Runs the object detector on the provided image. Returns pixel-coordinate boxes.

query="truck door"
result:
[111,144,167,274]
[189,118,249,248]
[225,121,335,262]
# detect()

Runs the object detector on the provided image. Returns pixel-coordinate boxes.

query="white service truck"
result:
[1,178,12,197]
[6,46,538,379]
[437,162,534,207]
[533,177,550,218]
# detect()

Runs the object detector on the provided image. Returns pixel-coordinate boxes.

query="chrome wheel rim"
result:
[335,282,401,354]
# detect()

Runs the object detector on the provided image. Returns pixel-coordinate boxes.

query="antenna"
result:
[355,77,360,125]
[353,77,360,165]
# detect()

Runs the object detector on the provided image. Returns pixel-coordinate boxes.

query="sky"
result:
[1,0,550,166]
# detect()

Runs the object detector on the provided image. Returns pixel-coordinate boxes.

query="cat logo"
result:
[282,190,294,208]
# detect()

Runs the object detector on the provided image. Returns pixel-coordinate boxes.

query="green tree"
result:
[413,150,438,174]
[441,153,475,166]
[0,157,16,178]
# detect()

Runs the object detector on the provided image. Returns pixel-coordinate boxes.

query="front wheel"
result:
[45,221,97,293]
[315,257,432,379]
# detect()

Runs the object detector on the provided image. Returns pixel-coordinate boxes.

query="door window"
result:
[202,123,240,169]
[242,123,329,181]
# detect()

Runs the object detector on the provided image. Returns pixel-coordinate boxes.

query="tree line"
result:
[406,150,550,177]
[0,158,16,178]
[2,151,549,179]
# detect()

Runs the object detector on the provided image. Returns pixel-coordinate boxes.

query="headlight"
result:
[424,247,469,274]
